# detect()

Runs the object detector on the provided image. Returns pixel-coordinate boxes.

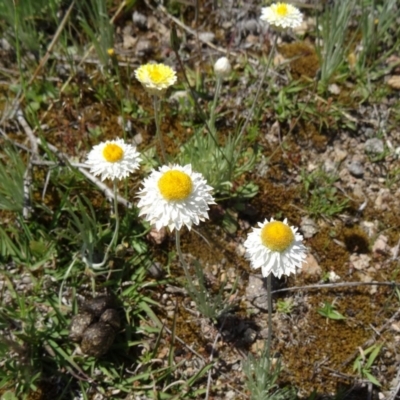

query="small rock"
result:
[323,159,336,173]
[327,271,341,282]
[300,216,318,239]
[236,243,246,257]
[132,132,143,146]
[328,83,341,95]
[360,221,378,238]
[364,127,375,137]
[198,32,215,43]
[147,226,166,244]
[225,390,237,400]
[300,253,321,277]
[245,274,269,311]
[387,75,400,90]
[242,19,259,34]
[372,235,389,255]
[365,138,384,154]
[347,160,364,178]
[334,148,348,163]
[0,38,11,51]
[132,11,147,29]
[349,253,371,270]
[135,39,152,56]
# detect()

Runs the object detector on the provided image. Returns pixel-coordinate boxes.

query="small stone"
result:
[236,243,246,257]
[300,216,318,239]
[242,19,259,34]
[360,221,377,238]
[364,127,375,137]
[327,271,341,282]
[347,160,364,178]
[334,148,348,163]
[132,132,143,146]
[328,83,341,95]
[147,262,164,279]
[372,235,389,255]
[245,275,269,311]
[365,138,384,154]
[198,32,215,43]
[132,11,147,29]
[300,253,321,277]
[349,253,371,270]
[225,390,237,400]
[387,75,400,90]
[0,38,11,51]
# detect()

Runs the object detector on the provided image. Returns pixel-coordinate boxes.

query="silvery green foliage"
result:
[243,350,296,400]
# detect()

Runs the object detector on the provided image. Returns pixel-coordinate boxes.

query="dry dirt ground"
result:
[1,0,400,399]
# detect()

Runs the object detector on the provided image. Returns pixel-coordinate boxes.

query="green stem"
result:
[153,96,167,163]
[208,77,222,137]
[175,230,193,288]
[267,273,273,354]
[88,179,120,270]
[238,35,278,141]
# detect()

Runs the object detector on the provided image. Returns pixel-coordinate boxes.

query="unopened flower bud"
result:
[213,57,231,79]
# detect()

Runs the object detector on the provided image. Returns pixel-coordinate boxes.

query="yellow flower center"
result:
[148,66,166,84]
[102,143,124,163]
[261,221,294,252]
[158,170,193,201]
[276,3,289,16]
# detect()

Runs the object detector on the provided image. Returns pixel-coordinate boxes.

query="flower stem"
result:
[175,230,194,289]
[87,179,120,270]
[153,96,167,163]
[238,35,278,140]
[208,77,222,137]
[267,273,273,354]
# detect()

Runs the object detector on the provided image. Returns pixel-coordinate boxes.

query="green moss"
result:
[278,42,320,80]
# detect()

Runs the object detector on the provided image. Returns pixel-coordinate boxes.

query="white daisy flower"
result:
[244,218,306,279]
[86,138,141,181]
[137,164,215,231]
[260,2,303,29]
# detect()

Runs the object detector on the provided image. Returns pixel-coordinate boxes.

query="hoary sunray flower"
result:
[137,164,215,231]
[244,218,306,279]
[135,63,177,96]
[86,138,141,181]
[260,2,303,29]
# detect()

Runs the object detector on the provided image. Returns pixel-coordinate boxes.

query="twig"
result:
[271,280,400,295]
[15,110,38,219]
[16,109,38,155]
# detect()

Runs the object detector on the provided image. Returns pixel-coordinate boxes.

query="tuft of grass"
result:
[301,167,349,218]
[315,0,356,89]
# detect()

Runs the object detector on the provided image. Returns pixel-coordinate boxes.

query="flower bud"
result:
[213,57,232,79]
